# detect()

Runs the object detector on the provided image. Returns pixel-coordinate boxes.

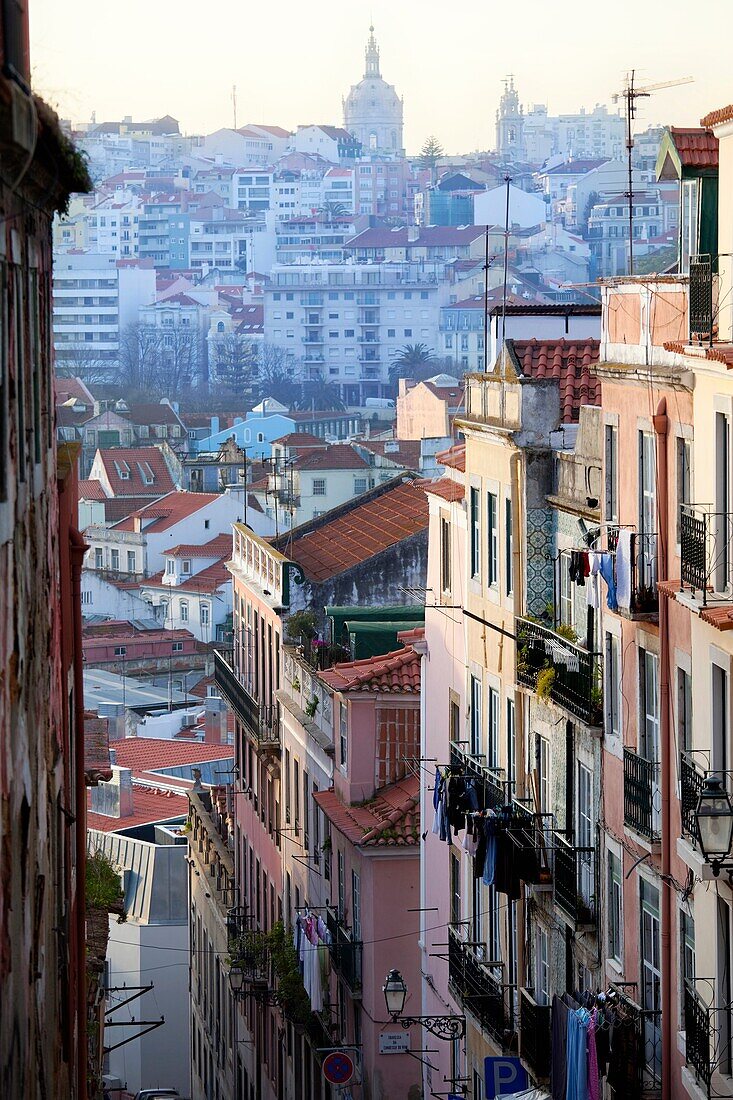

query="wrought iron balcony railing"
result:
[680,751,706,843]
[623,748,660,841]
[689,254,717,346]
[553,835,597,928]
[684,982,713,1097]
[326,905,362,995]
[448,926,512,1045]
[681,504,733,604]
[214,649,280,751]
[449,741,508,810]
[516,617,601,726]
[519,988,551,1080]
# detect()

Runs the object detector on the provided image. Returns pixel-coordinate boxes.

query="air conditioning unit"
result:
[182,715,197,728]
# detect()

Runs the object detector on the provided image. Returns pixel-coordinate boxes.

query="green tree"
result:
[296,377,345,411]
[319,200,349,222]
[580,190,600,237]
[420,135,444,181]
[389,342,437,386]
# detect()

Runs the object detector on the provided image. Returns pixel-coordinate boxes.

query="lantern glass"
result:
[383,968,407,1017]
[229,963,245,994]
[696,776,733,862]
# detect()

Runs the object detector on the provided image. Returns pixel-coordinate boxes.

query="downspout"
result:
[653,397,671,1100]
[510,447,526,1002]
[70,525,89,1100]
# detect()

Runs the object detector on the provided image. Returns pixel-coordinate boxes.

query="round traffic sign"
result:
[323,1050,355,1085]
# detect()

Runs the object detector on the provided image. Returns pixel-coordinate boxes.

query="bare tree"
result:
[54,345,115,386]
[119,322,204,397]
[253,343,302,407]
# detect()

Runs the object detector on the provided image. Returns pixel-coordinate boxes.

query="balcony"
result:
[188,788,236,915]
[553,835,596,928]
[326,906,362,995]
[680,751,705,842]
[607,527,659,616]
[684,983,713,1097]
[689,254,717,346]
[519,989,551,1080]
[448,927,511,1045]
[681,504,733,604]
[516,618,601,726]
[214,649,280,752]
[449,742,507,809]
[623,748,660,841]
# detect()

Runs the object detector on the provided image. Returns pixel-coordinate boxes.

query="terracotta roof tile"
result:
[113,492,221,532]
[700,105,733,129]
[435,443,466,472]
[509,338,600,423]
[320,643,421,693]
[144,556,230,594]
[354,439,422,468]
[79,479,108,502]
[109,737,233,773]
[88,788,190,832]
[165,533,231,558]
[670,127,719,169]
[275,478,429,582]
[294,445,369,472]
[93,447,175,498]
[423,477,465,503]
[699,605,733,631]
[314,775,420,847]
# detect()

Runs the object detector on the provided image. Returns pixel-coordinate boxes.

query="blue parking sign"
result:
[484,1056,529,1099]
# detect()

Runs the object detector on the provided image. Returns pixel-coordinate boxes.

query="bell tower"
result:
[495,75,524,159]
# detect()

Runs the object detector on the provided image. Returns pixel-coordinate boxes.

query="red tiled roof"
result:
[435,443,466,472]
[144,557,229,594]
[94,447,175,497]
[313,774,420,847]
[165,533,231,558]
[699,605,733,631]
[354,439,422,468]
[320,643,421,693]
[88,788,190,832]
[295,445,369,472]
[126,402,184,427]
[189,675,215,699]
[397,626,426,645]
[55,376,94,405]
[276,478,429,582]
[542,158,609,175]
[273,432,324,448]
[109,737,233,773]
[700,105,733,129]
[113,492,221,532]
[422,477,465,503]
[508,338,601,423]
[422,381,464,408]
[669,127,719,170]
[79,479,108,502]
[346,225,485,250]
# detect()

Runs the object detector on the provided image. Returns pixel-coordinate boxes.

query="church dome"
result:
[343,27,404,155]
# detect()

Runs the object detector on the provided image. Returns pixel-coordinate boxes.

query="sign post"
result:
[323,1050,355,1086]
[484,1056,529,1099]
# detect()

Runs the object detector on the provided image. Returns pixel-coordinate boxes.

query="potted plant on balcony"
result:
[285,609,318,644]
[305,695,320,719]
[536,666,556,701]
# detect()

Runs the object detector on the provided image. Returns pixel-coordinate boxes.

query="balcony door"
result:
[577,763,593,909]
[639,432,657,590]
[641,650,661,835]
[715,412,731,593]
[640,878,662,1082]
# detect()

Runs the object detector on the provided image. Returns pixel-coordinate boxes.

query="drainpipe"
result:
[70,525,89,1100]
[653,398,671,1100]
[510,447,526,1001]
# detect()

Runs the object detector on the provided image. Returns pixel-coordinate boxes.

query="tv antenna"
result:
[232,84,238,130]
[612,72,692,275]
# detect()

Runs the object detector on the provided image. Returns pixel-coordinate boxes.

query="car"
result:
[133,1090,180,1100]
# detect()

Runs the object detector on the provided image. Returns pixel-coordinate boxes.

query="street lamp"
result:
[383,968,465,1040]
[696,776,733,876]
[229,963,245,996]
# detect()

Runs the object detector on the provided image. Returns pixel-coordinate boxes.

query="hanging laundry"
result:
[586,552,601,610]
[565,1008,590,1100]
[599,552,617,610]
[615,529,633,610]
[568,550,587,587]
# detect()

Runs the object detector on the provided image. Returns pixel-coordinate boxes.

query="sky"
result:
[29,0,733,154]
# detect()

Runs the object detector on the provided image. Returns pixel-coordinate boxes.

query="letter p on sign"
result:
[484,1056,529,1100]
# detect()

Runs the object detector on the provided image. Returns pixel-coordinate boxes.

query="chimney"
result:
[89,766,135,819]
[407,225,419,242]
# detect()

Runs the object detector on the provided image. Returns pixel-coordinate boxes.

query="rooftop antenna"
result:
[232,84,238,131]
[612,72,692,276]
[501,175,512,348]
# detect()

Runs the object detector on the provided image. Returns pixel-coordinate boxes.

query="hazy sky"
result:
[30,0,733,154]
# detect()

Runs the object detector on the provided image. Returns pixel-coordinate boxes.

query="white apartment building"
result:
[264,260,467,402]
[53,253,156,378]
[188,207,276,276]
[86,193,142,258]
[139,534,233,643]
[230,168,275,213]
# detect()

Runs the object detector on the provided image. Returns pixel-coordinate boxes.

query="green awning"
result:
[345,619,424,660]
[326,604,423,645]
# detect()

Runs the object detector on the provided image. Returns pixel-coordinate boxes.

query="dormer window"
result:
[182,560,192,575]
[165,558,175,575]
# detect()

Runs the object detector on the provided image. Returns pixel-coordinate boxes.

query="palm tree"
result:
[319,200,349,222]
[389,342,437,386]
[296,379,345,411]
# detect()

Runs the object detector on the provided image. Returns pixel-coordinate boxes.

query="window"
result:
[608,850,623,963]
[470,675,482,756]
[127,551,135,573]
[577,763,593,904]
[172,641,183,653]
[640,649,660,762]
[284,748,291,824]
[560,552,574,628]
[677,436,691,542]
[506,699,516,787]
[487,688,499,768]
[441,516,451,593]
[302,770,309,851]
[180,600,189,622]
[293,757,300,836]
[201,603,210,627]
[536,927,550,1005]
[470,487,481,578]
[487,492,498,586]
[94,548,103,569]
[450,849,461,926]
[639,431,657,538]
[352,871,361,941]
[165,558,174,575]
[354,477,368,494]
[640,878,661,1067]
[312,478,327,496]
[182,559,192,574]
[678,667,692,754]
[505,497,513,595]
[605,632,621,737]
[110,549,119,570]
[337,850,345,917]
[340,703,348,768]
[681,908,696,1008]
[537,735,550,813]
[605,424,618,523]
[114,646,127,657]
